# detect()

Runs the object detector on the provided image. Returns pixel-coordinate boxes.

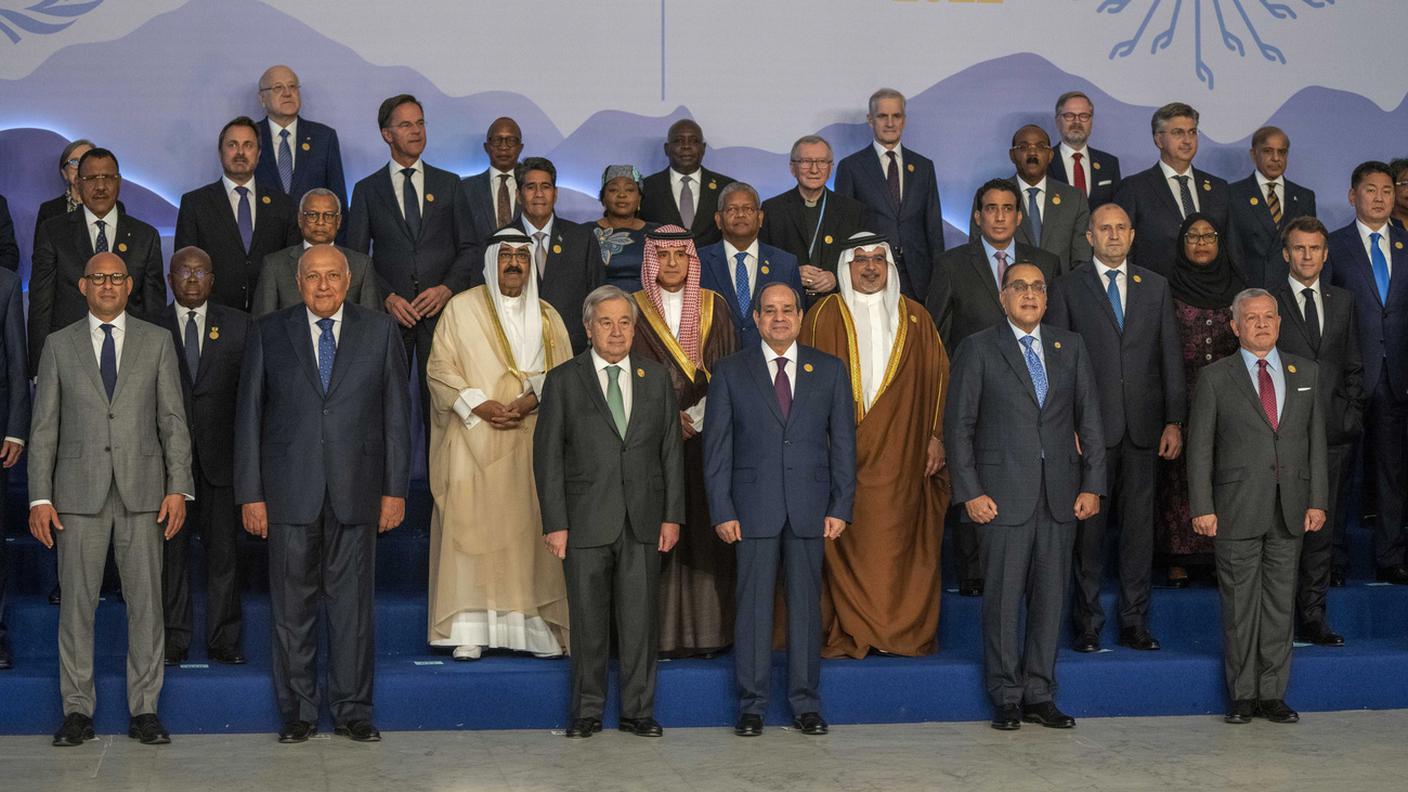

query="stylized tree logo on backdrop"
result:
[0,0,103,44]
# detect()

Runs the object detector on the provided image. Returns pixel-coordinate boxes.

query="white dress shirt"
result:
[591,349,633,421]
[1240,347,1286,421]
[1016,176,1048,223]
[873,140,904,202]
[269,117,299,172]
[1158,160,1200,214]
[1289,276,1325,335]
[1259,173,1286,207]
[670,168,703,215]
[1008,320,1045,367]
[490,166,517,217]
[1096,260,1129,314]
[760,341,798,398]
[1058,143,1094,195]
[851,290,893,408]
[223,175,258,224]
[388,159,424,220]
[176,301,209,353]
[306,305,343,370]
[660,287,684,337]
[83,206,118,251]
[723,240,761,298]
[1357,219,1393,278]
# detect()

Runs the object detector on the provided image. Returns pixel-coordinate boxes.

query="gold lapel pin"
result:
[1202,181,1212,192]
[906,163,915,173]
[823,234,833,245]
[425,193,435,202]
[1250,196,1259,206]
[209,326,220,341]
[803,363,814,373]
[301,142,311,151]
[1133,274,1142,283]
[1397,241,1405,250]
[1287,364,1297,374]
[1054,341,1062,350]
[1051,194,1062,206]
[552,244,562,254]
[261,195,271,205]
[117,242,128,252]
[636,367,645,378]
[909,314,918,323]
[760,264,770,275]
[1093,161,1102,171]
[708,181,717,190]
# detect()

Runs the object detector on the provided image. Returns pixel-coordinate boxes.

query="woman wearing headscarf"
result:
[594,165,659,292]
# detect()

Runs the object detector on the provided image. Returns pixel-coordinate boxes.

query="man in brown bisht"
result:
[630,225,739,656]
[801,232,950,658]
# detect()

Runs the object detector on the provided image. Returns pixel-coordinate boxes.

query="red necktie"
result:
[1257,359,1278,431]
[1072,152,1088,195]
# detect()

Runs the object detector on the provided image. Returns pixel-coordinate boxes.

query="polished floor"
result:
[1,709,1404,792]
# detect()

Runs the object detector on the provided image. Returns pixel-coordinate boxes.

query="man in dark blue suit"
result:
[254,66,347,227]
[704,281,855,738]
[1047,91,1121,210]
[460,116,523,249]
[234,245,411,744]
[834,88,945,300]
[1227,127,1316,288]
[0,262,27,669]
[0,194,17,272]
[1326,161,1408,584]
[698,182,803,351]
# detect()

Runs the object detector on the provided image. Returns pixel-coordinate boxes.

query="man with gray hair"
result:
[698,182,802,350]
[253,188,381,316]
[1186,287,1327,725]
[253,64,347,232]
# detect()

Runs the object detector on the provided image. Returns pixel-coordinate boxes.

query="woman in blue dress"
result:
[593,164,659,291]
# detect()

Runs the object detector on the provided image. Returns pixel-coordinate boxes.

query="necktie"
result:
[734,251,751,317]
[1020,336,1047,408]
[184,310,201,381]
[317,317,335,394]
[994,250,1008,288]
[1257,359,1278,431]
[1174,175,1195,219]
[94,219,108,253]
[277,129,293,194]
[1266,182,1282,225]
[235,185,253,252]
[1106,270,1124,330]
[1072,152,1087,195]
[605,364,627,438]
[99,323,117,401]
[886,151,901,208]
[496,174,512,228]
[678,175,695,229]
[773,357,792,420]
[1370,232,1390,304]
[401,167,421,239]
[533,231,547,279]
[1302,287,1321,350]
[1026,187,1043,244]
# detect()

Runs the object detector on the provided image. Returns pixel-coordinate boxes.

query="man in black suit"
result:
[1391,158,1408,232]
[0,194,17,272]
[0,262,28,670]
[460,116,524,248]
[1048,91,1121,210]
[760,135,869,306]
[534,285,685,739]
[1271,217,1365,644]
[175,116,302,311]
[1228,127,1317,288]
[946,261,1105,731]
[254,188,381,316]
[1115,102,1234,279]
[834,88,945,300]
[235,244,411,744]
[29,148,166,373]
[640,119,734,246]
[253,65,347,225]
[1047,203,1185,653]
[158,247,251,667]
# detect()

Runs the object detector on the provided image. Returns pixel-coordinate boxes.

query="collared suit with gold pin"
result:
[697,239,803,351]
[1227,172,1317,288]
[1114,163,1235,280]
[175,180,302,311]
[254,116,348,243]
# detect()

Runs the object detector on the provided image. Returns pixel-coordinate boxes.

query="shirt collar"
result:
[1008,320,1042,345]
[1158,159,1193,180]
[670,168,701,186]
[489,165,516,181]
[83,205,118,228]
[268,116,298,138]
[1096,259,1128,278]
[980,236,1013,262]
[306,304,344,329]
[1240,345,1282,372]
[1289,275,1320,294]
[1357,218,1389,240]
[723,239,760,262]
[590,348,630,374]
[873,140,903,160]
[175,301,208,321]
[760,340,798,366]
[523,214,555,239]
[388,159,423,178]
[88,311,127,333]
[1259,172,1285,191]
[1015,175,1048,194]
[1060,142,1089,159]
[222,174,255,196]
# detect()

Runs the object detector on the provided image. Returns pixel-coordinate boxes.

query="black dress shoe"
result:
[334,719,381,742]
[1073,632,1100,653]
[958,579,984,597]
[277,720,316,743]
[618,717,663,737]
[1259,699,1299,723]
[48,584,61,605]
[52,713,95,747]
[564,717,602,738]
[792,712,828,735]
[129,713,171,745]
[1329,570,1346,588]
[1376,565,1408,585]
[1225,700,1256,724]
[1021,701,1075,728]
[208,647,247,665]
[164,649,188,667]
[1117,626,1161,651]
[0,643,12,670]
[734,713,763,737]
[1298,622,1345,647]
[991,704,1021,731]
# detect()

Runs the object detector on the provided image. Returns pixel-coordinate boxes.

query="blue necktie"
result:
[734,251,751,317]
[277,129,294,194]
[94,219,108,253]
[1026,187,1042,244]
[317,317,335,394]
[1020,335,1047,408]
[401,167,422,239]
[99,323,117,401]
[1106,270,1124,330]
[235,185,253,252]
[1370,232,1390,304]
[183,310,200,381]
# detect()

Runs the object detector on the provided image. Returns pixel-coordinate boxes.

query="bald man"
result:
[640,119,736,246]
[254,64,348,226]
[460,116,525,248]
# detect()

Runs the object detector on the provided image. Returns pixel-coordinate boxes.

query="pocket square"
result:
[1297,387,1312,392]
[1097,180,1113,186]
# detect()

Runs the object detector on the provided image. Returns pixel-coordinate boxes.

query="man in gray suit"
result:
[533,285,685,739]
[253,188,380,316]
[973,125,1092,275]
[1187,288,1328,725]
[945,261,1105,731]
[29,252,193,747]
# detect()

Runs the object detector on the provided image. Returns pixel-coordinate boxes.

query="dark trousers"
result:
[0,467,7,650]
[1297,444,1349,628]
[267,497,376,725]
[1367,374,1408,568]
[563,526,660,721]
[734,522,825,717]
[162,467,243,654]
[952,513,983,583]
[400,317,436,458]
[1072,438,1156,634]
[1214,497,1299,702]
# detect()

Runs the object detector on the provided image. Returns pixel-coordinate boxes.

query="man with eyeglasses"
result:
[640,119,735,246]
[760,135,870,306]
[176,117,302,311]
[945,261,1105,732]
[975,124,1090,275]
[460,116,525,248]
[1116,102,1234,280]
[253,188,381,316]
[698,182,802,351]
[1228,126,1317,288]
[253,65,347,239]
[29,148,166,374]
[1047,91,1122,210]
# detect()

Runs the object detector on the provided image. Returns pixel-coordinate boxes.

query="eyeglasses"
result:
[78,174,120,185]
[300,210,341,223]
[1185,232,1220,244]
[790,158,833,170]
[1003,280,1047,294]
[64,158,81,169]
[487,135,521,148]
[1396,180,1408,188]
[83,273,129,285]
[259,82,300,95]
[1058,112,1093,123]
[1009,143,1052,154]
[172,269,211,281]
[498,250,532,264]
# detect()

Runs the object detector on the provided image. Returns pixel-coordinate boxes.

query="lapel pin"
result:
[708,180,717,190]
[1250,196,1259,206]
[1202,181,1212,192]
[636,367,645,378]
[803,363,814,373]
[425,193,435,202]
[1133,274,1142,283]
[301,142,311,151]
[1093,161,1102,171]
[117,242,128,252]
[1054,341,1062,349]
[1051,194,1062,206]
[906,163,915,173]
[552,243,562,254]
[760,264,770,275]
[823,234,833,245]
[1287,364,1297,374]
[261,195,271,205]
[209,326,220,341]
[909,314,918,323]
[1397,241,1405,250]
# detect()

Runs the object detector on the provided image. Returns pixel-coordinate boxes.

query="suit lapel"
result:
[70,211,95,259]
[622,363,650,441]
[69,324,108,401]
[285,308,323,396]
[374,167,416,244]
[787,349,817,427]
[747,347,786,425]
[1226,356,1276,432]
[785,189,808,245]
[1274,284,1313,351]
[205,182,246,252]
[1083,266,1122,333]
[110,320,140,405]
[996,330,1040,408]
[573,354,623,441]
[1387,230,1408,305]
[195,304,227,389]
[324,305,360,397]
[968,244,1001,307]
[1147,166,1183,219]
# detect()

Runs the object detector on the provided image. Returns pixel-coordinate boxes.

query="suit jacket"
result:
[533,353,685,548]
[34,196,126,242]
[924,239,1060,352]
[254,116,348,214]
[253,244,382,317]
[1186,351,1328,539]
[702,345,856,538]
[159,302,250,487]
[1046,263,1186,448]
[28,209,166,374]
[1048,146,1122,209]
[697,241,802,351]
[459,168,520,250]
[1115,163,1234,279]
[0,269,30,440]
[0,194,17,272]
[833,144,945,299]
[944,322,1106,525]
[28,315,193,513]
[759,187,871,272]
[346,162,477,304]
[1227,174,1316,288]
[175,181,301,311]
[639,167,734,246]
[479,216,604,355]
[996,177,1092,276]
[1271,280,1366,448]
[1325,222,1408,398]
[233,303,411,526]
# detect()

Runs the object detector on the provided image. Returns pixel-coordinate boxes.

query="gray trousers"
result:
[56,482,164,717]
[1215,497,1301,702]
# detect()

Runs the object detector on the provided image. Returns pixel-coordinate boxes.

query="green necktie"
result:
[606,364,627,438]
